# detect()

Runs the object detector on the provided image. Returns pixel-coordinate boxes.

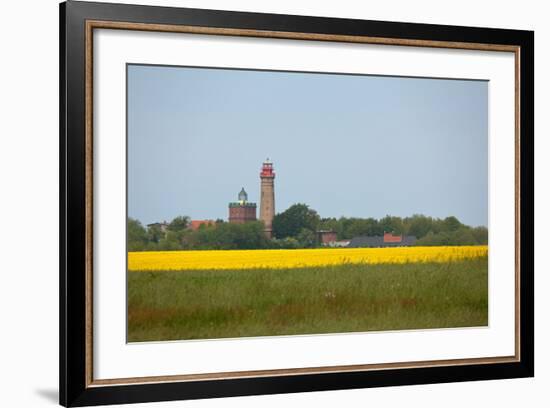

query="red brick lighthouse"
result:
[228,188,257,223]
[260,158,276,238]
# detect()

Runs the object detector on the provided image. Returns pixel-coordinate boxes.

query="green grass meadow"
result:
[127,257,488,342]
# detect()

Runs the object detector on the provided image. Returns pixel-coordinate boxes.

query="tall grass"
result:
[128,257,488,342]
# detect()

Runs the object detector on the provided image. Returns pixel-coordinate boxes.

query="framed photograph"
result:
[60,1,534,406]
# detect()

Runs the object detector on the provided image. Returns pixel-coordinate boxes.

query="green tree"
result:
[442,216,462,232]
[186,221,268,250]
[415,223,485,246]
[158,231,183,250]
[296,228,317,248]
[127,218,148,251]
[337,217,356,239]
[233,222,269,249]
[272,204,320,239]
[168,215,190,232]
[452,227,477,245]
[406,214,434,239]
[269,237,300,249]
[379,215,405,234]
[145,241,159,251]
[471,226,489,245]
[416,231,451,246]
[147,224,164,243]
[319,217,340,233]
[346,217,381,238]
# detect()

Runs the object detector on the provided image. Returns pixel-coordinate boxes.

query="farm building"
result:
[348,232,417,248]
[146,221,169,233]
[317,230,338,245]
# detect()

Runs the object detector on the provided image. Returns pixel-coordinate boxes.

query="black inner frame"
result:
[60,1,534,406]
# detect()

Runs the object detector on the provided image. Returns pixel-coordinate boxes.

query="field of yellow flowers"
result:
[128,245,488,271]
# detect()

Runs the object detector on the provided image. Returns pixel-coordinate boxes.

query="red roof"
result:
[383,232,403,243]
[190,220,215,231]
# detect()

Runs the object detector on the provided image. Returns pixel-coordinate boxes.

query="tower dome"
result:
[238,187,248,202]
[229,187,256,224]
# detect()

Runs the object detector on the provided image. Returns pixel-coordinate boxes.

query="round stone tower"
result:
[259,158,275,238]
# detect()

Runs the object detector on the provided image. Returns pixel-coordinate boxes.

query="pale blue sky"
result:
[127,64,488,227]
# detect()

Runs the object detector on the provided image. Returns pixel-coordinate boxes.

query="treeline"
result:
[128,217,319,252]
[128,217,272,251]
[128,205,488,251]
[272,204,487,246]
[318,213,488,246]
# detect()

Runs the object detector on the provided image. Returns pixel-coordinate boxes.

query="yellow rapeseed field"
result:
[128,246,488,271]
